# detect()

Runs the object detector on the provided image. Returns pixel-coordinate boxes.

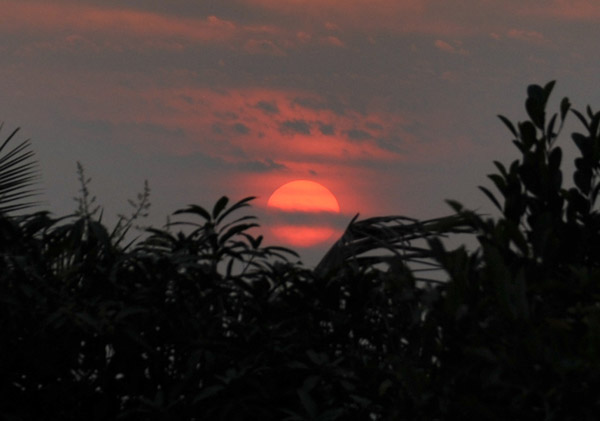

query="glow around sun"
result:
[267,180,341,247]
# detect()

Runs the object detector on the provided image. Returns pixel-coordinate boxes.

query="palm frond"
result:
[315,213,474,281]
[0,124,40,214]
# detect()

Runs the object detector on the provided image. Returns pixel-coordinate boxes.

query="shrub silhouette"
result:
[423,81,600,419]
[2,82,600,419]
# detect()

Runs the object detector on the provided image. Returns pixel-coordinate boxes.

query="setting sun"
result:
[267,180,341,247]
[267,180,340,212]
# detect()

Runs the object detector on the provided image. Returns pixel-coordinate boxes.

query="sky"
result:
[2,0,600,265]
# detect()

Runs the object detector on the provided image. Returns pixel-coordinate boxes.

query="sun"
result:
[267,180,341,247]
[267,180,340,213]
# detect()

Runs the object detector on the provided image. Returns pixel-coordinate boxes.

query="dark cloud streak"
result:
[346,129,372,141]
[279,119,311,135]
[238,157,287,172]
[254,100,280,114]
[318,123,335,135]
[232,123,250,134]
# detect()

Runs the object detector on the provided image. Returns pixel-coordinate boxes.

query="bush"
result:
[424,81,600,419]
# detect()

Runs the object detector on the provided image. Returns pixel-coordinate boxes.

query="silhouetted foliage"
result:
[2,82,600,419]
[421,81,600,419]
[0,124,39,214]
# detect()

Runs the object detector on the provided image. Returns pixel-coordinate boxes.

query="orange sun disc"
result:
[267,180,341,247]
[267,180,340,213]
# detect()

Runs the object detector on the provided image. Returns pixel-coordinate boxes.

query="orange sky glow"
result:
[270,225,338,248]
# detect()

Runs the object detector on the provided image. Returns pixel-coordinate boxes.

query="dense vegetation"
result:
[2,82,600,419]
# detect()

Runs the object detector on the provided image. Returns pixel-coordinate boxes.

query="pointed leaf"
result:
[211,196,229,219]
[543,80,556,98]
[219,223,259,245]
[174,204,211,221]
[498,115,518,137]
[493,161,508,178]
[488,174,507,195]
[572,109,590,131]
[479,186,502,211]
[215,196,256,224]
[560,97,571,121]
[546,113,557,143]
[526,83,548,129]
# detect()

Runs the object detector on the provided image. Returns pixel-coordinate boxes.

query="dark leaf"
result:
[572,109,590,131]
[546,113,557,143]
[526,84,546,129]
[519,121,537,148]
[560,97,571,121]
[574,168,592,194]
[479,186,502,211]
[0,126,40,214]
[174,204,211,221]
[218,223,259,245]
[488,174,507,196]
[211,196,229,219]
[549,147,562,172]
[573,133,591,158]
[498,115,518,137]
[215,196,256,225]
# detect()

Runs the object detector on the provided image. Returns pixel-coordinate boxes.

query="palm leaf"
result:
[0,124,40,214]
[315,213,474,282]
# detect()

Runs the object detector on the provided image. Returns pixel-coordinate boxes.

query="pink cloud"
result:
[296,31,312,43]
[506,29,547,44]
[239,0,600,38]
[324,22,341,31]
[154,88,406,163]
[241,0,470,36]
[434,39,468,55]
[0,2,237,41]
[244,39,287,55]
[37,72,461,175]
[6,0,553,58]
[0,1,296,55]
[320,36,345,47]
[242,0,576,38]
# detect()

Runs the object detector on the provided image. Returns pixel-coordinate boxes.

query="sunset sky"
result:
[2,0,600,264]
